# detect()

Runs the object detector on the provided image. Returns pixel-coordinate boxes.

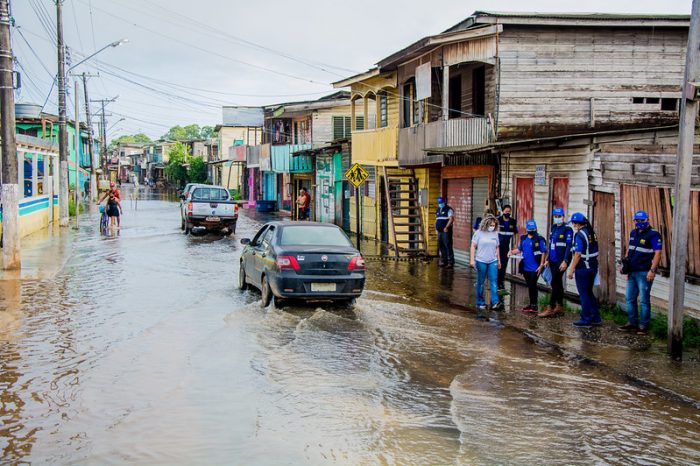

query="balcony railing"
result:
[398,116,493,166]
[351,126,398,165]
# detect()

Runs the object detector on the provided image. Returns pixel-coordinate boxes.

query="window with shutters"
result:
[379,91,388,128]
[332,116,364,140]
[363,165,376,199]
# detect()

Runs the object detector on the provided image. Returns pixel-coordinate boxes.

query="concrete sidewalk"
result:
[0,223,73,281]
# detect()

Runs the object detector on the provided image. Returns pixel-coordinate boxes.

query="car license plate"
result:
[205,216,221,222]
[311,283,336,292]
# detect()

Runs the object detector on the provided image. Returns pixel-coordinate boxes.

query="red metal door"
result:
[515,177,534,234]
[445,178,473,254]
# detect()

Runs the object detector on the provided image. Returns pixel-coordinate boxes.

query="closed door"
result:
[445,178,473,255]
[593,191,616,304]
[515,177,534,235]
[472,177,489,219]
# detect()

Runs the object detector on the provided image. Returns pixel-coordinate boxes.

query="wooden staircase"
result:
[383,167,428,258]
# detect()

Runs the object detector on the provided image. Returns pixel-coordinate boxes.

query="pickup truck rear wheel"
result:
[238,262,248,290]
[261,275,273,307]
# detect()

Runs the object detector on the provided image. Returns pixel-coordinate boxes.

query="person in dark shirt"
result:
[618,210,662,335]
[497,205,518,290]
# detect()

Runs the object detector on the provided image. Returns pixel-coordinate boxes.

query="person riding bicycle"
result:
[105,192,122,228]
[98,181,123,227]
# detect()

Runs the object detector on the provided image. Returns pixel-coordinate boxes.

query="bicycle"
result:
[99,204,109,234]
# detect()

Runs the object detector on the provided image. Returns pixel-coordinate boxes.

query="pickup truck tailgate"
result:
[192,201,237,218]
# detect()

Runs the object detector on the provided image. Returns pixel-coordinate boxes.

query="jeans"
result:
[626,270,653,327]
[476,260,499,307]
[438,231,454,264]
[550,261,565,306]
[523,271,539,306]
[497,243,510,288]
[575,268,601,324]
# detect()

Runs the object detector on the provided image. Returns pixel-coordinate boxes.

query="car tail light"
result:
[348,255,365,271]
[276,256,300,270]
[187,202,193,217]
[234,204,239,212]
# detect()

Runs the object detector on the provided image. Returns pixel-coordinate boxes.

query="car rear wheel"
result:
[238,262,248,290]
[261,275,272,307]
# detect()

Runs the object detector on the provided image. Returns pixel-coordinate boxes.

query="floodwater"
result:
[1,191,699,465]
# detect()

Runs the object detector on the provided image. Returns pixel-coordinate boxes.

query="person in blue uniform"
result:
[540,208,574,318]
[435,196,455,268]
[497,205,518,290]
[567,212,602,328]
[618,210,663,335]
[508,220,547,313]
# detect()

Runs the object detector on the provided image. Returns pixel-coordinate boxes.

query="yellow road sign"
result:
[345,163,370,188]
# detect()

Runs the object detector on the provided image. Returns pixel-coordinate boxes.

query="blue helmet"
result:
[570,212,587,223]
[552,207,565,216]
[634,210,649,221]
[526,220,537,231]
[437,196,445,204]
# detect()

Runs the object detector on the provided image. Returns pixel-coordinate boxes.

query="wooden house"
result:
[362,10,691,264]
[254,92,353,216]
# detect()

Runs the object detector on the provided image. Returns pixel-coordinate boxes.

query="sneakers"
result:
[477,305,487,311]
[637,326,649,335]
[521,305,538,314]
[573,320,592,328]
[590,319,604,326]
[438,262,446,268]
[618,322,638,332]
[492,302,504,311]
[445,263,454,269]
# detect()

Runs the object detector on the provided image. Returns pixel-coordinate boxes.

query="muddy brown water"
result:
[0,193,699,465]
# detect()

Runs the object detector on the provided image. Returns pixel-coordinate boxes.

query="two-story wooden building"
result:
[253,92,354,217]
[336,11,700,313]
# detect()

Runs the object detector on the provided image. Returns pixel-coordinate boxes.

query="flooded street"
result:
[1,193,700,465]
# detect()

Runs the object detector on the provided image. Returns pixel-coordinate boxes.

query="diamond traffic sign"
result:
[345,163,370,188]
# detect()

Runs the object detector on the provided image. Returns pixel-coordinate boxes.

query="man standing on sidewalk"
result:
[619,210,662,335]
[497,205,518,289]
[435,196,455,268]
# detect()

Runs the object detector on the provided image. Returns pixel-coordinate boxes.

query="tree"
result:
[201,125,216,139]
[164,142,189,187]
[162,125,187,141]
[109,133,152,149]
[187,156,208,183]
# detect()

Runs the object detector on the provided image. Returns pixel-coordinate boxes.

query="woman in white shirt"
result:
[470,215,502,311]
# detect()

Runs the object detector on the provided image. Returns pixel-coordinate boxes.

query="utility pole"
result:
[73,79,80,228]
[668,0,700,361]
[0,0,20,269]
[81,73,98,201]
[56,0,69,227]
[91,97,116,178]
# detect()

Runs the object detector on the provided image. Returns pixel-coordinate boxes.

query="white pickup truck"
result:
[181,185,239,235]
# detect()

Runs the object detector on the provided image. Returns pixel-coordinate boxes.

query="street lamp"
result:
[55,37,128,227]
[68,39,128,73]
[107,118,126,134]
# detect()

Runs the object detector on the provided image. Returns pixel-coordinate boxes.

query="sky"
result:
[11,0,693,140]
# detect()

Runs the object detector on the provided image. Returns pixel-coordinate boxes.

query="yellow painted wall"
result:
[415,167,442,256]
[348,192,379,240]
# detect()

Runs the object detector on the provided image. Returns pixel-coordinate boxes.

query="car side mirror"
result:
[240,238,251,245]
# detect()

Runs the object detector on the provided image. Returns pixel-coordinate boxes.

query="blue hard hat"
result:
[570,212,586,223]
[552,207,565,216]
[634,210,649,220]
[526,220,537,231]
[437,197,445,204]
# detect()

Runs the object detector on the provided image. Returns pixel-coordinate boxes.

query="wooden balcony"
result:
[398,117,493,166]
[351,127,398,166]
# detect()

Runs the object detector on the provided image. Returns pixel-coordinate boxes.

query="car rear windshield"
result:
[280,226,353,247]
[191,187,229,201]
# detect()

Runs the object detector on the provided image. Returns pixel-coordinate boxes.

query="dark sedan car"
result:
[238,222,366,307]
